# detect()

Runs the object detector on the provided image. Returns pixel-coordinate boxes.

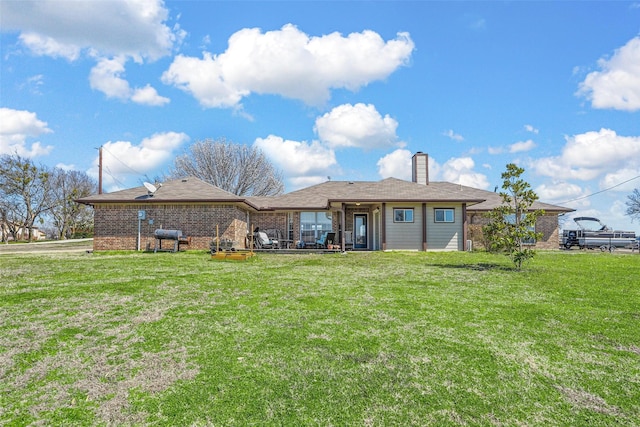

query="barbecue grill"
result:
[154,229,189,252]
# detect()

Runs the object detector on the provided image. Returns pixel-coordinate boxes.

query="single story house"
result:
[77,153,573,252]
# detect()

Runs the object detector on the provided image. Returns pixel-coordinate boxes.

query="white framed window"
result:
[393,208,414,223]
[434,208,455,223]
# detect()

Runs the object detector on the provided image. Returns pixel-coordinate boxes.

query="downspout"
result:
[462,203,468,251]
[381,203,386,251]
[340,203,346,251]
[422,203,427,251]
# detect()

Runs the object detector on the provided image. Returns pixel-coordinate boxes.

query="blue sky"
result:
[2,0,640,233]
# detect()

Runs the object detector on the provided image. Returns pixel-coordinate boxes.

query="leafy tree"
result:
[48,169,96,239]
[168,138,284,196]
[0,154,54,241]
[482,163,544,269]
[626,188,640,222]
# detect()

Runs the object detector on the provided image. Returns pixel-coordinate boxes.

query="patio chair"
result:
[316,232,336,248]
[254,231,279,249]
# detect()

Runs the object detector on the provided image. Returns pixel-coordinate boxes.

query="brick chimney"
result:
[412,152,429,185]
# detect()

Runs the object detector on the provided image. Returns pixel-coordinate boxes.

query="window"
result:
[434,208,455,223]
[393,208,414,223]
[504,214,536,245]
[300,211,332,244]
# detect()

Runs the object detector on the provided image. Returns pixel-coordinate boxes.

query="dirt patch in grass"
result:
[1,292,199,424]
[555,386,622,417]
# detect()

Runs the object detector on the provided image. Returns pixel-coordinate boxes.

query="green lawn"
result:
[1,250,638,426]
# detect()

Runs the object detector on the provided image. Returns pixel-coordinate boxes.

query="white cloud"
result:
[524,124,539,134]
[509,139,536,153]
[531,128,640,181]
[89,57,169,105]
[0,107,53,157]
[254,135,338,185]
[577,36,640,111]
[89,57,131,100]
[440,157,490,189]
[535,181,585,204]
[162,24,414,108]
[131,84,170,106]
[55,163,76,171]
[93,131,189,179]
[377,149,412,180]
[600,168,640,193]
[1,0,181,61]
[315,103,399,149]
[488,146,504,155]
[442,129,464,142]
[19,32,81,61]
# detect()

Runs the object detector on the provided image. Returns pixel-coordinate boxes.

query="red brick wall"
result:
[467,212,560,250]
[93,203,248,251]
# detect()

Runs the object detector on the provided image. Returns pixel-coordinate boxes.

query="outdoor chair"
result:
[316,232,335,248]
[254,231,279,249]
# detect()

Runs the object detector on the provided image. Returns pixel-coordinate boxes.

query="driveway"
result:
[0,239,93,255]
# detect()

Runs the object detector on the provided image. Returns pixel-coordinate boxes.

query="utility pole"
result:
[98,146,103,194]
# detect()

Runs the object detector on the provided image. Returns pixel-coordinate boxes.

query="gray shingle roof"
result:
[77,176,247,204]
[247,178,488,209]
[77,175,573,213]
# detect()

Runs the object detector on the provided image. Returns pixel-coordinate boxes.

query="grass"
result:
[0,250,638,426]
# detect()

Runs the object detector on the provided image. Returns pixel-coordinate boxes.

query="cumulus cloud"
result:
[1,0,182,61]
[600,168,640,193]
[530,128,640,181]
[524,124,539,134]
[89,57,169,105]
[577,36,640,111]
[0,107,53,157]
[536,181,585,204]
[19,32,81,61]
[254,135,338,188]
[315,103,400,149]
[509,139,536,153]
[377,149,412,180]
[442,129,464,142]
[131,84,170,106]
[93,132,189,182]
[440,157,490,189]
[2,0,180,105]
[162,24,414,108]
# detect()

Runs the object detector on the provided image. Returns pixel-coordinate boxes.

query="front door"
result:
[354,214,368,249]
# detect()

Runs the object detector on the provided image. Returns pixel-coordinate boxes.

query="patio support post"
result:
[462,203,468,251]
[381,203,386,251]
[422,203,427,251]
[340,203,346,250]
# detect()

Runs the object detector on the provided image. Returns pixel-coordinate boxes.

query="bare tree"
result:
[626,188,640,222]
[168,138,284,196]
[48,168,96,239]
[0,154,54,241]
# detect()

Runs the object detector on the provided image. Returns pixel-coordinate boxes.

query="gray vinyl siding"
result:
[426,204,462,251]
[385,204,422,250]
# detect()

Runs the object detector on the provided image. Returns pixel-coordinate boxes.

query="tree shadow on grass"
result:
[431,262,517,272]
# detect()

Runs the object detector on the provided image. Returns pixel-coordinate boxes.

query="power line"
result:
[101,146,144,176]
[559,174,640,204]
[104,166,126,189]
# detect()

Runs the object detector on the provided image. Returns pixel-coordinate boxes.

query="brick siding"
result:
[93,203,247,251]
[467,212,560,250]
